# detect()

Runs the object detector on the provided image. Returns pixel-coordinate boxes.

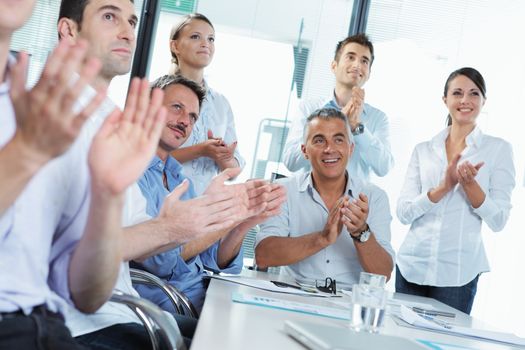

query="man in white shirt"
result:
[0,0,166,348]
[283,33,394,181]
[57,1,271,349]
[256,108,394,288]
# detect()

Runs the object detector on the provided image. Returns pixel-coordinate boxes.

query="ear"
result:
[57,18,79,43]
[170,39,180,58]
[442,95,447,105]
[301,144,308,160]
[330,59,337,74]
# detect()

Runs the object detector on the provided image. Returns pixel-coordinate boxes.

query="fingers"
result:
[167,179,190,201]
[122,78,140,122]
[207,129,214,139]
[133,79,151,125]
[9,51,29,101]
[212,167,242,183]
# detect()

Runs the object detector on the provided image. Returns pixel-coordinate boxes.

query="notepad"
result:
[232,292,350,320]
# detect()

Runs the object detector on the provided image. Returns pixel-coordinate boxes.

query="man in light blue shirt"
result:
[256,108,394,288]
[283,33,394,181]
[132,75,286,314]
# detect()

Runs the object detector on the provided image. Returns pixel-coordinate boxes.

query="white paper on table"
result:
[399,305,525,347]
[207,275,335,297]
[232,292,350,320]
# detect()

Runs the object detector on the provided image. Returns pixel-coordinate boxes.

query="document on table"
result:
[207,275,335,297]
[232,292,350,320]
[397,305,525,347]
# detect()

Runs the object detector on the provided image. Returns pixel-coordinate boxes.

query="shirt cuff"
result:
[353,126,373,148]
[415,189,437,212]
[472,195,497,219]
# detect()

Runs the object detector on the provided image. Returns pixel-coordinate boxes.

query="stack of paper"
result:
[398,305,525,347]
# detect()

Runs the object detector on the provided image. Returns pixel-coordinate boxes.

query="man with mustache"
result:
[55,0,265,349]
[132,74,287,315]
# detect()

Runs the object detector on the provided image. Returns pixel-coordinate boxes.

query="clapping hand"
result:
[88,78,166,195]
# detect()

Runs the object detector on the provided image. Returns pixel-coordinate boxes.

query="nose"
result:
[323,141,333,153]
[179,112,191,127]
[118,21,136,43]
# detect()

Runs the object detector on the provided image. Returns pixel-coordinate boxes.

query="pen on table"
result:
[270,280,302,290]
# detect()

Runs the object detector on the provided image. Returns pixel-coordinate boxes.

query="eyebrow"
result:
[97,5,138,24]
[345,51,370,61]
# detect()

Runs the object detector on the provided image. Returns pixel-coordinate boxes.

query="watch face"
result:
[352,123,364,135]
[359,229,371,242]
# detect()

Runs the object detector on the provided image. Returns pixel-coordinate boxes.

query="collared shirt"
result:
[255,172,394,289]
[283,94,394,180]
[133,154,243,312]
[65,183,150,336]
[396,126,515,287]
[0,57,115,315]
[179,81,245,195]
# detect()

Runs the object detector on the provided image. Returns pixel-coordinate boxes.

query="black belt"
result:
[0,305,63,321]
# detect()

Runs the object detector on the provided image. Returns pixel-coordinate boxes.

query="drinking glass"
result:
[350,283,387,333]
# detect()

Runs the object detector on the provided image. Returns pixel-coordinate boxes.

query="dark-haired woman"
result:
[395,67,515,314]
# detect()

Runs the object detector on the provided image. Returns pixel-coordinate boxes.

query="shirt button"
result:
[326,259,330,264]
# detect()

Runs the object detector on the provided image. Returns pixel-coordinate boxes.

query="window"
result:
[366,0,525,336]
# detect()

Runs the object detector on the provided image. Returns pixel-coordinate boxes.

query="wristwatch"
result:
[351,224,371,243]
[352,122,364,136]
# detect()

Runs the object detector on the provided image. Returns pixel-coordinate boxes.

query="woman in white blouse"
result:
[168,13,244,195]
[396,67,515,314]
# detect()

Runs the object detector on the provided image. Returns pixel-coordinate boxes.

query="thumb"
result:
[10,52,29,101]
[207,130,214,139]
[474,162,485,170]
[167,179,190,201]
[215,167,241,182]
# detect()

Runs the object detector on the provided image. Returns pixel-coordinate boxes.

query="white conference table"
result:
[190,270,521,350]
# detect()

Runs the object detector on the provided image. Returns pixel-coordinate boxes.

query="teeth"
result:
[323,159,338,163]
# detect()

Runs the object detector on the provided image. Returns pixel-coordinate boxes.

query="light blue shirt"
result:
[255,172,395,289]
[0,57,93,315]
[179,82,245,195]
[133,154,243,313]
[283,94,394,180]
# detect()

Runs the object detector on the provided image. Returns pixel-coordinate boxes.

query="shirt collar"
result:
[431,125,483,150]
[147,154,184,174]
[299,170,361,197]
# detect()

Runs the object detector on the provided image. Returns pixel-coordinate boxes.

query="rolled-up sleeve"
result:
[472,140,515,232]
[356,109,394,177]
[397,146,437,225]
[256,199,290,247]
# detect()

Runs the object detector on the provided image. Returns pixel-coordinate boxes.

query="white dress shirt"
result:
[282,95,394,180]
[179,82,245,195]
[256,172,395,289]
[396,126,516,287]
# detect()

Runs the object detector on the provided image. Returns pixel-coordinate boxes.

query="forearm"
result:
[122,218,185,262]
[462,181,485,209]
[68,189,124,313]
[428,183,451,203]
[171,144,204,164]
[181,228,229,261]
[255,233,328,269]
[217,222,252,268]
[354,234,393,280]
[0,138,47,214]
[217,157,239,172]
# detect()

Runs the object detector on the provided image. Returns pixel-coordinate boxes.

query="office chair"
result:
[110,290,186,350]
[130,268,198,319]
